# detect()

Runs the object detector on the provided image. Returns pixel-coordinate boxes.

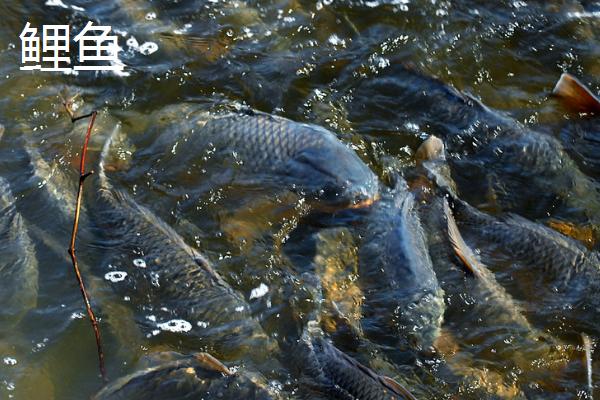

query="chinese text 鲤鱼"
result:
[19,21,123,72]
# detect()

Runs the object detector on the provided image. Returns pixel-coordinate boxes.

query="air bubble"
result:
[133,258,147,268]
[105,271,128,282]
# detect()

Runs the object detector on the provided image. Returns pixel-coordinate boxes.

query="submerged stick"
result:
[64,103,106,381]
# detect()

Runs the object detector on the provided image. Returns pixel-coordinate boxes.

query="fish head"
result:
[289,143,380,210]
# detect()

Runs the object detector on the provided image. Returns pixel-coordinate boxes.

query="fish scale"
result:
[295,331,415,400]
[452,198,600,336]
[156,109,379,208]
[209,113,326,166]
[358,178,445,353]
[455,203,596,282]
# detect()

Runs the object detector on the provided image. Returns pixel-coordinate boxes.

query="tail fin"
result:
[552,73,600,114]
[443,198,484,278]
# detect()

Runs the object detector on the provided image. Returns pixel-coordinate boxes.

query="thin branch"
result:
[64,106,106,381]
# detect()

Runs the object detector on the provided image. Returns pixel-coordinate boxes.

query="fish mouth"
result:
[310,190,380,213]
[314,193,381,213]
[347,191,381,209]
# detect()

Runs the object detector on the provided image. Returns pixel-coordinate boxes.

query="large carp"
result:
[93,125,276,361]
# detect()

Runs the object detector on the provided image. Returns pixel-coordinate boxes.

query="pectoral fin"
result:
[444,198,483,278]
[380,376,418,400]
[194,353,232,376]
[552,73,600,114]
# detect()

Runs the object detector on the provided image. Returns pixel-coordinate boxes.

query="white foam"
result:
[249,283,269,300]
[70,312,85,319]
[3,357,17,366]
[567,11,600,19]
[104,271,127,282]
[139,42,159,55]
[44,0,84,11]
[158,319,192,333]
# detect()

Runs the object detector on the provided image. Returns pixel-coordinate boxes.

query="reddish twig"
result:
[65,108,107,381]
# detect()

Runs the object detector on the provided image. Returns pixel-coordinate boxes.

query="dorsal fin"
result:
[443,198,483,278]
[380,376,418,400]
[552,73,600,114]
[194,353,232,376]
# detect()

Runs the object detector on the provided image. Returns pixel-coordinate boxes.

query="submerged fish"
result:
[94,125,275,360]
[357,177,444,355]
[311,227,363,337]
[155,108,380,210]
[290,326,416,400]
[0,176,38,328]
[93,352,277,400]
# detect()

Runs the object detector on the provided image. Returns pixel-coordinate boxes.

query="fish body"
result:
[358,178,444,353]
[557,118,600,181]
[343,63,517,151]
[161,109,379,209]
[450,130,600,221]
[93,352,277,400]
[413,137,575,396]
[345,63,600,224]
[95,126,275,360]
[0,176,38,327]
[291,328,416,400]
[452,196,600,334]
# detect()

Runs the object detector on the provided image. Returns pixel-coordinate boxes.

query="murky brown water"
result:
[0,0,599,399]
